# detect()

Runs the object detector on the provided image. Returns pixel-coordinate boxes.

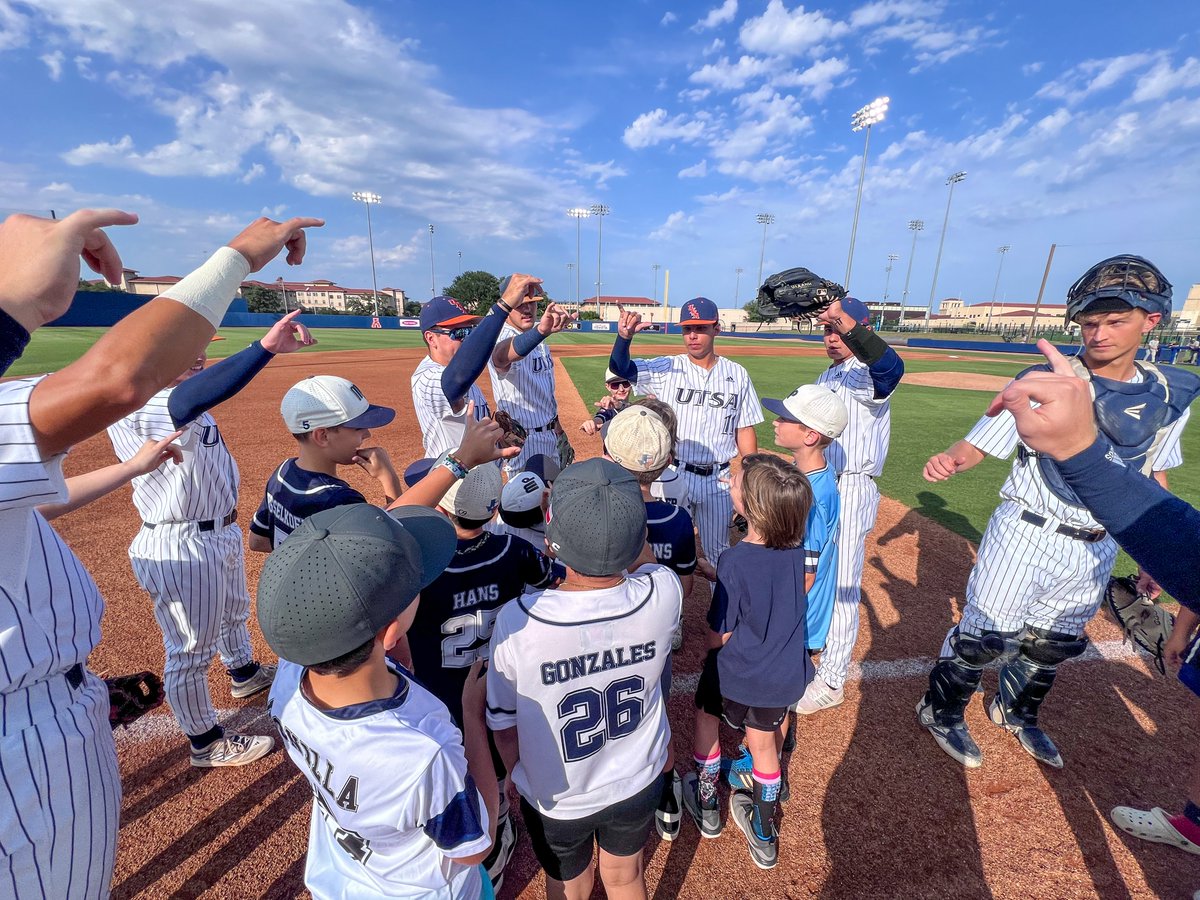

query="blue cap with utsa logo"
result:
[420,295,482,332]
[840,297,872,327]
[679,297,719,326]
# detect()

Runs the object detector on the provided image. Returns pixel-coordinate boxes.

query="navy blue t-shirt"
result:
[251,459,366,548]
[409,532,558,725]
[707,541,812,708]
[646,500,697,579]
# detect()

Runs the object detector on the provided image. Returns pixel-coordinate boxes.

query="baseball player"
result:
[107,310,317,767]
[795,297,904,715]
[411,274,543,460]
[609,297,763,563]
[918,255,1198,770]
[0,208,321,898]
[487,291,576,472]
[260,504,499,900]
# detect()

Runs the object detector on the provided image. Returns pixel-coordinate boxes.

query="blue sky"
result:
[4,0,1200,312]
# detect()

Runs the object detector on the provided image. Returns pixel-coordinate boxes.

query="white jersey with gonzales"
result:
[107,387,238,522]
[486,564,681,820]
[634,356,763,465]
[269,660,490,900]
[817,356,890,476]
[487,323,558,429]
[411,356,490,460]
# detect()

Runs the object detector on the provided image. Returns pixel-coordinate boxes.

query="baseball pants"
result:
[816,473,880,690]
[130,522,256,737]
[680,465,733,564]
[502,428,559,478]
[938,501,1117,653]
[1,671,121,899]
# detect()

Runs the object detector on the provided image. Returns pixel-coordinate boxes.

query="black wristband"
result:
[839,324,889,366]
[495,299,514,314]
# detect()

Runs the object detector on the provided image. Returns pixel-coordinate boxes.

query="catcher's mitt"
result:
[1104,575,1174,675]
[756,267,846,320]
[728,513,748,548]
[492,410,527,449]
[556,429,576,467]
[106,671,165,729]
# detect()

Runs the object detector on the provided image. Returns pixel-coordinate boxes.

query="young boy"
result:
[249,375,399,551]
[578,368,632,434]
[487,459,681,899]
[261,503,498,899]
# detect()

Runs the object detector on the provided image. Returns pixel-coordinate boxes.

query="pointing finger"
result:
[1036,339,1075,377]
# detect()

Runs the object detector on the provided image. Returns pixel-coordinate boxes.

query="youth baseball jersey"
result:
[251,459,367,548]
[633,356,763,465]
[107,386,238,522]
[408,532,557,725]
[801,464,840,650]
[486,564,681,819]
[498,521,547,550]
[817,356,891,476]
[411,356,490,460]
[269,660,490,900]
[646,500,697,580]
[649,464,690,508]
[487,323,558,429]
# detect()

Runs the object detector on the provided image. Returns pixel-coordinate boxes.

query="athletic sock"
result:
[751,768,781,841]
[228,661,260,681]
[694,751,721,808]
[1170,803,1200,844]
[658,770,679,814]
[189,724,224,751]
[1184,800,1200,830]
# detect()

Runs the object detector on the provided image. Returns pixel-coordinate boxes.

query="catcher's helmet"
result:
[1065,255,1172,324]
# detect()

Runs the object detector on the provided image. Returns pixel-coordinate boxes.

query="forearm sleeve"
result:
[441,307,508,405]
[167,341,274,427]
[609,336,638,382]
[840,326,904,399]
[0,306,31,377]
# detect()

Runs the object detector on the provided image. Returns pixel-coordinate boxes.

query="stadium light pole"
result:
[734,267,744,305]
[457,249,462,277]
[567,207,589,307]
[883,253,900,301]
[652,263,661,304]
[901,219,924,316]
[986,244,1011,332]
[845,96,889,291]
[351,191,382,316]
[591,204,609,302]
[756,213,775,289]
[925,171,967,331]
[566,263,575,304]
[428,224,436,297]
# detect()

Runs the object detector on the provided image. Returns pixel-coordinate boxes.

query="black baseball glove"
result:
[757,268,846,320]
[1104,575,1174,675]
[492,410,528,449]
[106,671,165,729]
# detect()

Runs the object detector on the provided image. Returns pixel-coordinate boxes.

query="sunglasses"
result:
[431,326,474,341]
[607,380,631,389]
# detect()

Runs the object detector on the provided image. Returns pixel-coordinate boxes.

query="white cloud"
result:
[704,38,725,55]
[566,158,628,187]
[1022,61,1043,76]
[771,56,849,99]
[714,155,800,182]
[679,87,711,103]
[693,0,737,32]
[850,1,991,71]
[689,55,770,90]
[678,160,708,178]
[622,108,708,148]
[1132,57,1200,103]
[660,11,678,26]
[740,0,850,57]
[40,50,64,80]
[649,210,694,241]
[1036,53,1157,104]
[240,163,265,183]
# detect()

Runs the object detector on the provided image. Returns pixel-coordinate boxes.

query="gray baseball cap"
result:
[545,458,646,576]
[256,504,456,666]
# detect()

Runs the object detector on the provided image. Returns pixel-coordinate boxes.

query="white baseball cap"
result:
[604,406,671,472]
[281,376,395,433]
[439,463,502,521]
[604,368,628,384]
[762,384,848,438]
[500,471,547,529]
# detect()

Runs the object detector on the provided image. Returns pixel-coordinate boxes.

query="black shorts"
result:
[520,776,661,882]
[694,649,787,731]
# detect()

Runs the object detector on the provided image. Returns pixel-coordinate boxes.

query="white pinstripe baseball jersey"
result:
[411,356,489,460]
[816,356,890,476]
[487,323,557,429]
[633,356,763,465]
[107,387,238,522]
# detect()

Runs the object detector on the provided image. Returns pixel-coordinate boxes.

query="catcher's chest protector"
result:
[1024,358,1200,506]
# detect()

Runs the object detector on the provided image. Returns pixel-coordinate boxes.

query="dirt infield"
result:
[48,346,1199,899]
[903,371,1013,392]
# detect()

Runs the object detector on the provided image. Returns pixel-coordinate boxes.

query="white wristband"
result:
[159,247,252,328]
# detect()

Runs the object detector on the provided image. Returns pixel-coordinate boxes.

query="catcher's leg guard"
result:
[918,630,1013,768]
[989,626,1088,769]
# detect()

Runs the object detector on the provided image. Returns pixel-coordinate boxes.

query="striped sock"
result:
[751,768,781,841]
[695,751,721,807]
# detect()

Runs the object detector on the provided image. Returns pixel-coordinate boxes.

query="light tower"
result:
[590,204,610,302]
[986,245,1011,332]
[845,96,890,290]
[567,207,589,306]
[351,191,382,316]
[925,171,967,330]
[755,213,775,288]
[883,253,900,301]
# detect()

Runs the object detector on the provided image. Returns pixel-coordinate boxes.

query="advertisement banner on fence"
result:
[591,322,611,332]
[399,318,421,328]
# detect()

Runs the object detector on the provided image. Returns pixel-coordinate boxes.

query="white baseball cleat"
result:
[231,663,277,699]
[795,677,844,715]
[190,731,274,768]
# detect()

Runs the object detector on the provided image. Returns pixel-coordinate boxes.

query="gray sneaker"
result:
[680,771,722,838]
[190,731,274,768]
[231,663,276,699]
[730,791,778,870]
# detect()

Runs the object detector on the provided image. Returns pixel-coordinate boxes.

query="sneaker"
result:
[681,771,722,838]
[724,745,754,792]
[483,813,518,892]
[795,677,844,715]
[230,663,276,699]
[190,731,274,768]
[916,697,982,768]
[655,770,683,841]
[729,791,778,870]
[671,623,684,651]
[987,696,1063,769]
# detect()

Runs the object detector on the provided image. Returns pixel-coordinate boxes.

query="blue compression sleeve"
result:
[0,306,31,377]
[867,347,904,399]
[167,341,274,428]
[512,326,547,358]
[441,305,509,407]
[609,336,638,383]
[1055,439,1200,614]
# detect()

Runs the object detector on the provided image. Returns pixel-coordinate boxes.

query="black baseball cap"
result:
[256,504,456,666]
[545,458,646,576]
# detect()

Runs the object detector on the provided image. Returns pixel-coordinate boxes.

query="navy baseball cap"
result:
[403,457,436,487]
[841,297,872,327]
[256,504,456,666]
[524,453,561,485]
[679,297,719,325]
[545,458,646,576]
[420,295,481,331]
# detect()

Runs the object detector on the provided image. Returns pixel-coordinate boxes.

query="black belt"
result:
[1019,510,1106,543]
[681,461,731,477]
[531,416,560,433]
[144,510,237,532]
[66,663,84,689]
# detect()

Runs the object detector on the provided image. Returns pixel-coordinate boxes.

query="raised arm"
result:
[608,308,651,383]
[491,301,574,372]
[819,299,904,399]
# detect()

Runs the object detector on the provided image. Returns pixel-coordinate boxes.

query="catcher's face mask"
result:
[1066,255,1172,324]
